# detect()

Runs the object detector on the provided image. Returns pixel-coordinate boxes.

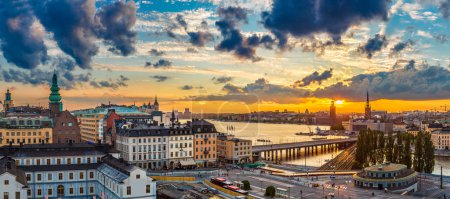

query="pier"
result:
[252,138,357,162]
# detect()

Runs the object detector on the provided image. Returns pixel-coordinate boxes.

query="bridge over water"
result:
[252,138,357,162]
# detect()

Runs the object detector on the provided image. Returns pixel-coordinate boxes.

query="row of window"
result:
[19,156,100,166]
[26,171,95,182]
[0,131,48,137]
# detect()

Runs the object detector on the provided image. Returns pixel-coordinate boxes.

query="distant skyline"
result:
[0,0,449,113]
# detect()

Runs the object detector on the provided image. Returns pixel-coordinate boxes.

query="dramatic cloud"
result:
[187,31,214,47]
[149,49,165,56]
[262,0,389,48]
[212,76,233,84]
[0,1,47,69]
[175,14,188,30]
[439,0,450,19]
[150,75,170,82]
[215,7,262,61]
[293,69,333,87]
[192,78,310,104]
[0,57,91,89]
[314,61,450,101]
[96,1,137,56]
[389,39,414,56]
[358,34,388,58]
[90,75,129,90]
[0,0,138,70]
[434,34,449,43]
[145,59,172,68]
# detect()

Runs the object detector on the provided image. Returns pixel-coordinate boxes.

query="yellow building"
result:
[217,133,252,164]
[0,117,53,146]
[190,119,218,167]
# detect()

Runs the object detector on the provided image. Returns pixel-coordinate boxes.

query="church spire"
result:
[49,72,63,113]
[364,90,371,120]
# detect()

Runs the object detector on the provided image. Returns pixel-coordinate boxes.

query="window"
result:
[57,185,64,196]
[26,174,31,181]
[87,158,91,163]
[69,188,74,194]
[69,173,73,180]
[136,174,140,179]
[58,173,63,180]
[48,173,52,181]
[37,174,42,181]
[48,188,53,196]
[37,189,42,196]
[36,159,40,165]
[67,158,71,165]
[79,187,84,194]
[3,192,8,199]
[89,187,94,193]
[27,190,31,196]
[146,185,151,193]
[79,172,84,179]
[77,158,81,164]
[4,180,9,185]
[89,172,94,179]
[57,159,61,165]
[127,186,131,195]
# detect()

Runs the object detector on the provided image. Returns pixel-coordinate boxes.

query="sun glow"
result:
[335,100,345,105]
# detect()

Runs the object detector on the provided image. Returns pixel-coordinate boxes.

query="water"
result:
[208,120,450,175]
[208,120,345,167]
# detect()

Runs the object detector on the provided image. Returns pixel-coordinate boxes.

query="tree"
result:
[376,131,385,164]
[402,134,412,169]
[413,131,424,172]
[265,186,276,198]
[393,132,403,164]
[242,180,251,190]
[423,132,435,173]
[385,132,394,162]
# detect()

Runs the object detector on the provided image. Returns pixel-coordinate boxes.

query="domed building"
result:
[353,162,418,193]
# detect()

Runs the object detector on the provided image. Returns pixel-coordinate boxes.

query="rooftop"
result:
[364,163,406,172]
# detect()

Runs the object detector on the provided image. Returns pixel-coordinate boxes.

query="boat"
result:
[295,132,313,136]
[312,137,327,141]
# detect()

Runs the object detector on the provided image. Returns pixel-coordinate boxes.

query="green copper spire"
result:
[49,73,62,103]
[5,88,11,101]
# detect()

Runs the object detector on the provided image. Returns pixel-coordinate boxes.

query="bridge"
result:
[252,138,357,162]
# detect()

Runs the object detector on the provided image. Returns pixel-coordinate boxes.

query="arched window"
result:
[57,185,64,196]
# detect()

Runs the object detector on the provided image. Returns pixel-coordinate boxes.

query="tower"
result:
[49,72,63,115]
[364,91,371,120]
[330,100,336,125]
[154,95,159,111]
[3,88,14,112]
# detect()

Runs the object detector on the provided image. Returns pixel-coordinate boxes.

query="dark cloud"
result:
[314,61,450,101]
[149,49,165,56]
[180,85,204,90]
[247,34,276,49]
[389,39,414,57]
[192,78,310,104]
[439,0,450,19]
[215,7,262,62]
[96,1,137,56]
[358,34,388,59]
[187,47,199,53]
[434,34,449,43]
[262,0,389,48]
[298,38,342,56]
[175,14,188,30]
[90,75,129,90]
[187,31,214,47]
[0,1,48,69]
[293,69,333,87]
[145,59,172,68]
[212,76,233,84]
[151,75,170,82]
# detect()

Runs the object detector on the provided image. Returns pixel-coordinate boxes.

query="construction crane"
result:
[441,104,447,112]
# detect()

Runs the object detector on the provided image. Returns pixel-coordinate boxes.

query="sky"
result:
[0,0,449,114]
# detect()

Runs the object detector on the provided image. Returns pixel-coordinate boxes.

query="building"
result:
[2,88,14,113]
[329,100,336,125]
[217,133,252,164]
[431,127,450,150]
[73,105,148,144]
[365,91,371,120]
[189,119,218,167]
[115,122,169,170]
[0,143,156,199]
[0,157,28,199]
[345,119,393,133]
[167,124,195,169]
[0,117,53,146]
[353,162,418,193]
[48,73,81,144]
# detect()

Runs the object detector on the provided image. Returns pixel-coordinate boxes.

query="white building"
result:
[432,127,450,150]
[0,143,156,199]
[345,119,393,133]
[168,125,195,169]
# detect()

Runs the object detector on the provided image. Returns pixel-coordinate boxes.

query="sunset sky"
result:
[0,0,449,113]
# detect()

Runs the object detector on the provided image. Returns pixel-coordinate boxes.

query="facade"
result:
[167,125,195,169]
[190,119,218,167]
[73,105,148,144]
[0,143,156,199]
[353,163,418,193]
[431,127,450,150]
[217,133,252,164]
[0,157,28,199]
[115,123,169,170]
[0,117,53,146]
[345,119,394,133]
